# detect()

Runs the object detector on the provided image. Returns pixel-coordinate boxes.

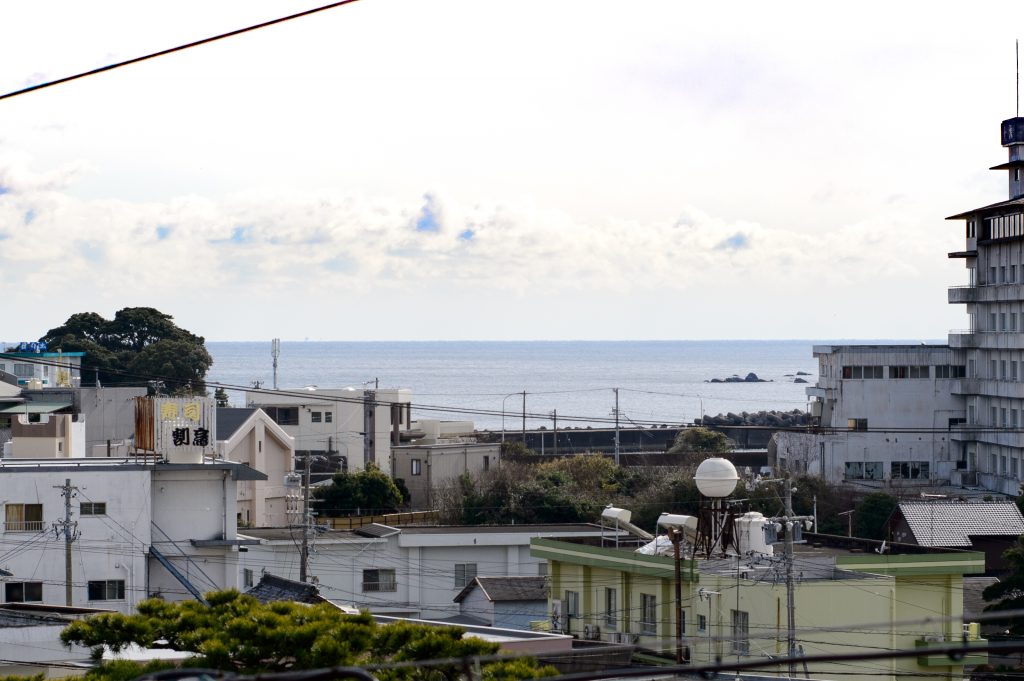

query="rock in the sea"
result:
[796,371,811,376]
[794,377,808,383]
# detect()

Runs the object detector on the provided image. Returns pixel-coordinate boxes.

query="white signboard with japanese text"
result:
[153,397,216,463]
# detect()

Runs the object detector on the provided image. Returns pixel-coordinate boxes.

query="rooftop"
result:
[454,576,548,603]
[216,407,258,441]
[245,573,324,604]
[241,522,617,543]
[891,501,1024,547]
[0,458,267,481]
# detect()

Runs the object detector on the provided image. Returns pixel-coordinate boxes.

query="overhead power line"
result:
[0,0,365,103]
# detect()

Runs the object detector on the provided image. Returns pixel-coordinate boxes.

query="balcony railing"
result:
[4,521,45,533]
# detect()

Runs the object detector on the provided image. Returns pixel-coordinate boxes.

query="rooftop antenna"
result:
[271,338,281,390]
[1017,38,1020,117]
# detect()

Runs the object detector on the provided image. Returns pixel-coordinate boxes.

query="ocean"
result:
[206,340,852,431]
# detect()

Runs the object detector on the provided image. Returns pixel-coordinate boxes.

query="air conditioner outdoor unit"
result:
[551,600,567,634]
[583,624,601,640]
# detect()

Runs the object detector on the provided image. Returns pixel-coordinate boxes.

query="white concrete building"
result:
[776,114,1024,496]
[947,115,1024,494]
[774,345,965,484]
[216,407,296,528]
[246,387,412,478]
[238,523,617,620]
[0,458,262,613]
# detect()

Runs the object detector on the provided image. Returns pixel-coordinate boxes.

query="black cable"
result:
[0,0,365,103]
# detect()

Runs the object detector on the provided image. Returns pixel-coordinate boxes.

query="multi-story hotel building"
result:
[947,115,1024,494]
[774,115,1024,496]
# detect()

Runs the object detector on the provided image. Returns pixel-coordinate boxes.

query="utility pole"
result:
[299,453,311,582]
[521,391,526,443]
[552,410,558,457]
[53,479,80,606]
[613,388,620,465]
[784,476,797,679]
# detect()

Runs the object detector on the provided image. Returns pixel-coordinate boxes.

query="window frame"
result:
[640,593,657,635]
[80,502,106,516]
[4,581,42,603]
[731,609,750,655]
[4,503,44,532]
[363,568,397,592]
[454,563,477,589]
[604,587,618,628]
[87,579,126,601]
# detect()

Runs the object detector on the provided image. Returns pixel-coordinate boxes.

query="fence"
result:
[322,510,439,530]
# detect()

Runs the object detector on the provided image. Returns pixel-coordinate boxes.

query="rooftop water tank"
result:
[694,457,739,498]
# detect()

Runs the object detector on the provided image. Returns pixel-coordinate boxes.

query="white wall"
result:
[0,467,151,612]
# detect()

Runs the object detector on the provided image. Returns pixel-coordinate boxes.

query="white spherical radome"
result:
[694,457,739,498]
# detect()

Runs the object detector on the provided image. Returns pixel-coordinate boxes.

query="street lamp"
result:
[501,391,526,444]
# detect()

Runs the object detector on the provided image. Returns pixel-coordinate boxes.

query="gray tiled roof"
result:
[454,576,547,603]
[245,573,323,604]
[896,502,1024,547]
[216,407,258,441]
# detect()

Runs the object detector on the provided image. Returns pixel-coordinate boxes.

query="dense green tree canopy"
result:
[313,463,406,517]
[983,536,1024,636]
[40,307,212,394]
[668,427,733,454]
[60,590,555,680]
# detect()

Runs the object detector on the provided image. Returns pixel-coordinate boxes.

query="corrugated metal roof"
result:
[0,402,72,414]
[897,502,1024,547]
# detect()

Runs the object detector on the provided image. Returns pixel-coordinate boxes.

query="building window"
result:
[1002,361,1008,380]
[992,406,999,425]
[12,364,33,378]
[699,614,707,632]
[1013,265,1019,283]
[889,366,909,379]
[4,503,43,532]
[537,562,548,577]
[1013,409,1019,428]
[88,580,126,601]
[363,569,397,592]
[991,267,998,284]
[842,365,883,379]
[1001,266,1008,283]
[936,364,966,379]
[325,411,333,423]
[80,502,106,515]
[847,418,868,432]
[731,610,750,655]
[891,461,930,480]
[267,407,299,426]
[1014,361,1020,381]
[640,593,657,635]
[4,581,42,602]
[455,563,477,588]
[604,587,618,628]
[411,459,422,476]
[311,411,322,423]
[1014,314,1020,332]
[1002,408,1009,427]
[908,365,930,379]
[483,455,490,471]
[243,568,254,588]
[844,462,883,480]
[564,590,580,618]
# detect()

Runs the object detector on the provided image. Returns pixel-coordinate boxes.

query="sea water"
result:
[205,340,903,430]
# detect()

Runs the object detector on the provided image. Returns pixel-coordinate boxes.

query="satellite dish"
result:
[694,457,739,498]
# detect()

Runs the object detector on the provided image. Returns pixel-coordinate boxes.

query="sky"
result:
[1,1,1023,341]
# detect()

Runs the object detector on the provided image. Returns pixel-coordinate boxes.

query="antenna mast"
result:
[271,338,281,390]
